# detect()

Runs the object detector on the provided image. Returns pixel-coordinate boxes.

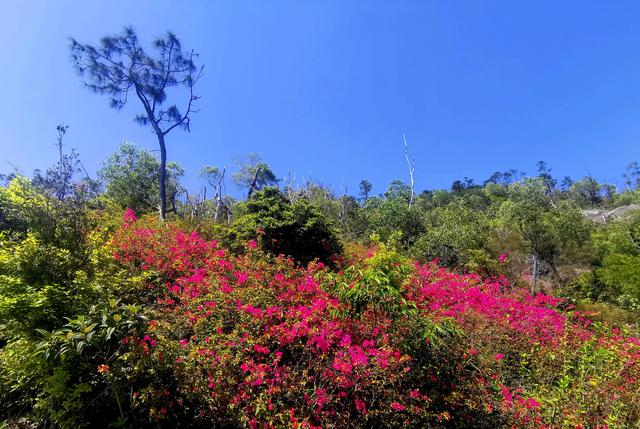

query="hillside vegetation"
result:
[1,147,640,428]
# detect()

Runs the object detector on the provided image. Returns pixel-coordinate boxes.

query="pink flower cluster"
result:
[408,262,568,345]
[110,211,640,428]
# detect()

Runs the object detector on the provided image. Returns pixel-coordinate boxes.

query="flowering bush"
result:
[101,212,640,427]
[3,209,638,428]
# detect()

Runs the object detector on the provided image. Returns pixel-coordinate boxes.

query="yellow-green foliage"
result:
[522,324,640,428]
[0,176,52,236]
[0,233,79,337]
[336,238,412,318]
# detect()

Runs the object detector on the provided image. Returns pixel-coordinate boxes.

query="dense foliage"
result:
[1,194,639,427]
[2,133,640,428]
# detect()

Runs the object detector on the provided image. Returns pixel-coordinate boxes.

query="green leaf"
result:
[106,326,116,340]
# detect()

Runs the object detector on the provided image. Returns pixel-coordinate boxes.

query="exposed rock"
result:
[583,204,640,224]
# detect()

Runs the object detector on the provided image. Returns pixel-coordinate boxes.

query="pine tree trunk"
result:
[159,134,167,221]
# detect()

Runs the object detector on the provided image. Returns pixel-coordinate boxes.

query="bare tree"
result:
[185,190,205,220]
[70,27,203,220]
[33,124,87,200]
[200,166,228,222]
[53,125,75,199]
[402,134,416,209]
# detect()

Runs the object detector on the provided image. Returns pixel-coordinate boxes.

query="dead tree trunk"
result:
[403,134,415,209]
[213,167,226,222]
[531,253,540,294]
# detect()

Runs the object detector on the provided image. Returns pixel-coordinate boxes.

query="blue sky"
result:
[1,1,640,196]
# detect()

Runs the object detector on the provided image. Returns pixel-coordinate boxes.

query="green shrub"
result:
[230,187,342,266]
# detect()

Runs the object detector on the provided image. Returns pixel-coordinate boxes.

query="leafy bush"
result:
[99,141,184,215]
[365,197,425,249]
[231,188,343,266]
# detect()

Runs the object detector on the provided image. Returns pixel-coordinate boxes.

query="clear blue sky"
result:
[2,1,640,196]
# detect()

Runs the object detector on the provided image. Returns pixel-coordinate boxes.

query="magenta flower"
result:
[391,402,406,411]
[355,398,367,415]
[253,344,270,354]
[123,208,137,224]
